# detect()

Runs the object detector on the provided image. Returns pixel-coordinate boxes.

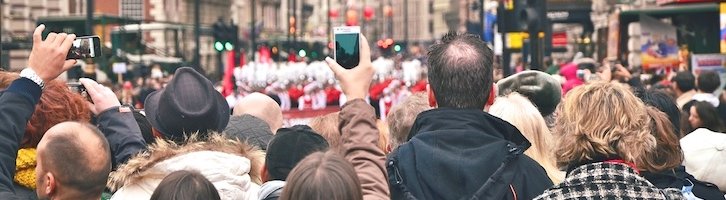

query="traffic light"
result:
[514,0,546,32]
[393,44,402,52]
[298,49,307,57]
[394,42,405,53]
[212,18,239,52]
[213,19,225,52]
[227,22,239,51]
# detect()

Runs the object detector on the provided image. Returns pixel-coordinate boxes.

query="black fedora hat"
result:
[144,67,230,140]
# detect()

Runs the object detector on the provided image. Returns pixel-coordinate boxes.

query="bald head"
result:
[427,32,493,109]
[233,92,283,133]
[37,122,111,197]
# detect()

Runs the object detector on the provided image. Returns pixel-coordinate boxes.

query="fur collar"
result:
[107,133,264,191]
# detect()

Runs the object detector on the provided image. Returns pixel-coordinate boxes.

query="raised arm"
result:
[80,78,146,169]
[0,24,77,196]
[325,34,390,200]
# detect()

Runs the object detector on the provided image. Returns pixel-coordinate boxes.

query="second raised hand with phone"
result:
[333,26,361,69]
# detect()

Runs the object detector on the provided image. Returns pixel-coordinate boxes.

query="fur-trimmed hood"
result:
[107,133,265,200]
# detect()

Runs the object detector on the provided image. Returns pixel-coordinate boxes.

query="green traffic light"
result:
[225,42,234,51]
[214,41,224,52]
[394,44,402,52]
[298,49,307,57]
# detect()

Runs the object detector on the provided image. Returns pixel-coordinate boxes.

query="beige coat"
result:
[107,134,265,200]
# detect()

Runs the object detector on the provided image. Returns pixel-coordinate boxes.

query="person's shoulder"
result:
[512,155,553,185]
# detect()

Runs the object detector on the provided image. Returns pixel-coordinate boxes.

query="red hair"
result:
[23,80,92,148]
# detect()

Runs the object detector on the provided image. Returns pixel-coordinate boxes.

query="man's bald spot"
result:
[233,92,283,132]
[40,122,111,192]
[444,41,480,64]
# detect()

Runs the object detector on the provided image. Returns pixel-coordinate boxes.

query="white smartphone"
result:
[333,26,361,69]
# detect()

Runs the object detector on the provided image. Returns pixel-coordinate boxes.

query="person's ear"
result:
[151,128,163,138]
[42,173,56,196]
[386,144,393,154]
[261,165,270,182]
[427,84,437,107]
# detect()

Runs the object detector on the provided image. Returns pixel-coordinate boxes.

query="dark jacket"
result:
[387,108,553,200]
[642,166,725,200]
[0,78,43,199]
[95,106,147,169]
[535,162,684,200]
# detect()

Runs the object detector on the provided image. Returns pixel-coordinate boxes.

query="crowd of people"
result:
[1,24,725,200]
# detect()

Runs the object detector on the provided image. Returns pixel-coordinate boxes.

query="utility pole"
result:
[287,0,291,45]
[327,0,331,44]
[480,0,485,38]
[193,0,201,70]
[86,0,94,35]
[251,0,256,59]
[403,0,408,50]
[0,0,4,70]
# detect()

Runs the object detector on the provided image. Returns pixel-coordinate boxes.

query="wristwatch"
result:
[19,68,45,89]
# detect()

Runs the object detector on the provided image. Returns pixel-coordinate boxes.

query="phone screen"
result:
[335,33,360,69]
[67,36,101,59]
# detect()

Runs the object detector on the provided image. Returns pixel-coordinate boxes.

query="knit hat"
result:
[497,70,562,116]
[223,114,274,150]
[265,125,329,181]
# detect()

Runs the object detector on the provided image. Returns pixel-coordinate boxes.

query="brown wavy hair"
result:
[553,82,656,168]
[0,72,92,148]
[280,151,363,200]
[637,106,684,173]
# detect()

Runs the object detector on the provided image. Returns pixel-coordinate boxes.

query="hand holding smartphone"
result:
[333,26,361,69]
[67,36,101,60]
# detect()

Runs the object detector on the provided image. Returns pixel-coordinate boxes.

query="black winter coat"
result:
[387,108,553,200]
[642,166,725,200]
[0,78,43,199]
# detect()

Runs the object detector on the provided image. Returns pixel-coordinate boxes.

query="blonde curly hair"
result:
[553,82,656,168]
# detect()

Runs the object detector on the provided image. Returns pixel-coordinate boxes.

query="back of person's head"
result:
[36,122,111,199]
[637,106,684,173]
[280,151,363,200]
[0,72,92,148]
[386,93,430,150]
[133,111,155,145]
[233,92,284,133]
[149,170,221,200]
[635,88,682,136]
[224,114,274,150]
[144,67,230,142]
[697,71,720,93]
[554,82,655,168]
[27,80,92,148]
[427,32,493,109]
[308,112,342,150]
[266,125,329,181]
[489,93,562,182]
[689,101,726,132]
[0,71,17,88]
[671,71,696,92]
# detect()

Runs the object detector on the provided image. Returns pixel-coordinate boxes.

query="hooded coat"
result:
[387,108,553,200]
[107,134,265,200]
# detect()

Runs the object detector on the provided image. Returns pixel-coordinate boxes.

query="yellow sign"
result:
[507,32,524,49]
[505,32,545,49]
